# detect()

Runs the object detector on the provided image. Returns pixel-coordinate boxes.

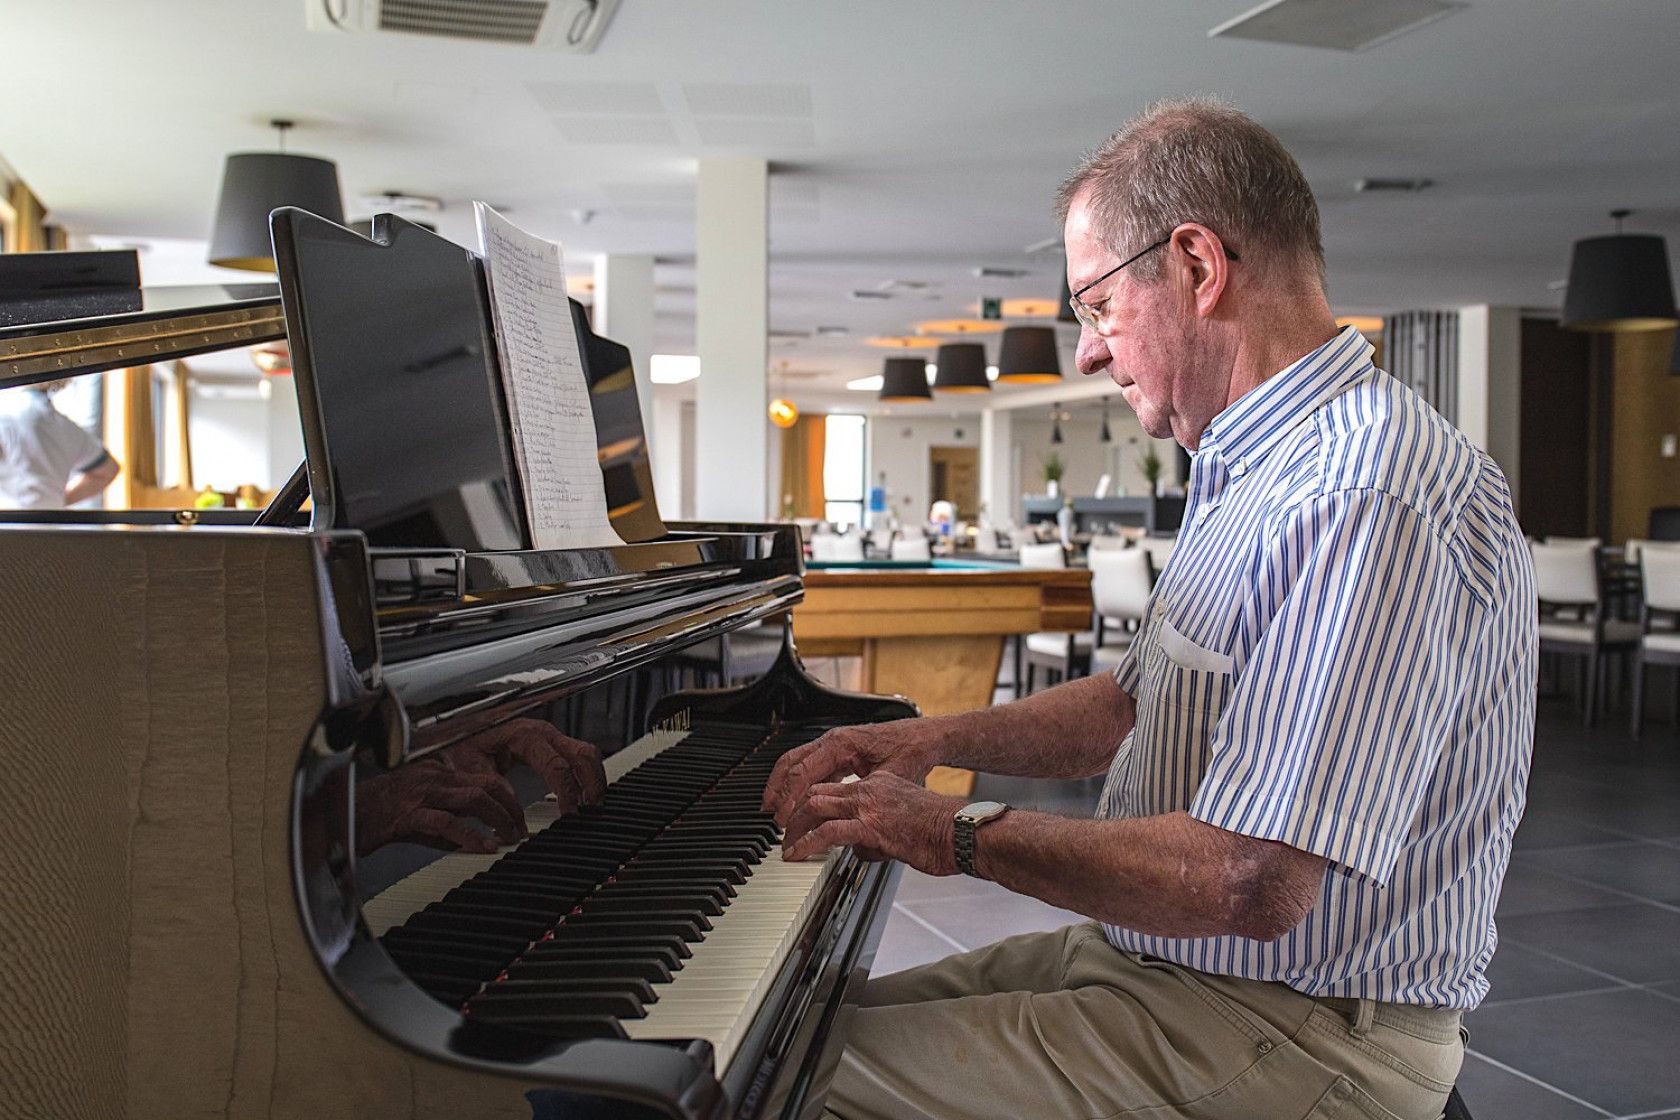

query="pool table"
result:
[794,557,1093,795]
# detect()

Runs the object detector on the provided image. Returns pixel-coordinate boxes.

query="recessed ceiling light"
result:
[1210,0,1466,53]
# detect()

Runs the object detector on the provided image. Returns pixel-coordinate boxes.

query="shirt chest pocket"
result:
[1130,617,1235,812]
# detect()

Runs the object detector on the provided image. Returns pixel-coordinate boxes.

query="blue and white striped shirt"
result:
[1101,326,1535,1009]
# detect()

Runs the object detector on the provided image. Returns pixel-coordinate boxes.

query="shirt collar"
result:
[1199,325,1374,472]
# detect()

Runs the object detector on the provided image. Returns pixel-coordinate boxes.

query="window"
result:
[823,413,866,528]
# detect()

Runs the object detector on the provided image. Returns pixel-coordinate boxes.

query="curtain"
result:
[778,415,826,519]
[1382,310,1459,422]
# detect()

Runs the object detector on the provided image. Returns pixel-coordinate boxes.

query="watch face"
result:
[960,800,1007,821]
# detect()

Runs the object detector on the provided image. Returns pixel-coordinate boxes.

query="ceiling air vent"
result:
[1354,178,1434,193]
[307,0,620,51]
[1209,0,1465,53]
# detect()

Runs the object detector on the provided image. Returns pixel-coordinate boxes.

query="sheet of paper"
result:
[474,202,623,550]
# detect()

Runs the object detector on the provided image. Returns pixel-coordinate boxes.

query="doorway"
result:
[929,446,980,519]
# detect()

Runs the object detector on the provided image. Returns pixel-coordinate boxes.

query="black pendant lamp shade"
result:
[1561,213,1678,332]
[209,124,345,271]
[879,356,933,401]
[996,325,1063,383]
[932,341,990,392]
[1058,271,1077,323]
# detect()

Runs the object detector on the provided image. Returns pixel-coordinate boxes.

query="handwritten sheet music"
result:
[474,202,623,550]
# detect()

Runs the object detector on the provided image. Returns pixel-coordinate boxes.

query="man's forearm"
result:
[929,672,1134,780]
[973,808,1326,942]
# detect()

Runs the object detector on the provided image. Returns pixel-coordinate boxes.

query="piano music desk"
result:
[793,559,1093,796]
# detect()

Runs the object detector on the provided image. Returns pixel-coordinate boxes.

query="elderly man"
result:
[765,98,1534,1120]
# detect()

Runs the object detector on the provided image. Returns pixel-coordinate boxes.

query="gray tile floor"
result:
[870,695,1680,1119]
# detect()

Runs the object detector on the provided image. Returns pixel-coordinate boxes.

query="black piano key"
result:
[529,930,693,960]
[462,1011,630,1040]
[579,892,725,917]
[516,942,686,973]
[469,990,647,1021]
[405,973,487,1005]
[478,976,659,1005]
[556,914,709,941]
[501,956,673,984]
[400,908,554,940]
[381,926,533,958]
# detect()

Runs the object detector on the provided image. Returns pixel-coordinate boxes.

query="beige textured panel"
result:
[0,532,132,1118]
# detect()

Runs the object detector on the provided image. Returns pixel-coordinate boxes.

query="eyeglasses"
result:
[1067,232,1239,330]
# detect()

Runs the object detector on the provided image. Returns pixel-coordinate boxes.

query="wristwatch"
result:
[953,800,1011,878]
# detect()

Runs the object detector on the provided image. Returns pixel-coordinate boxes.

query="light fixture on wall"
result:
[768,398,799,428]
[878,356,933,401]
[995,325,1063,383]
[932,341,990,392]
[1099,399,1112,443]
[208,120,345,272]
[1561,209,1678,332]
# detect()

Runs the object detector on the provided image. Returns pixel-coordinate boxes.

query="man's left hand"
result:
[780,771,964,875]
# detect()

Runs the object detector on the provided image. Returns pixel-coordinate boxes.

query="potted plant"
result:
[1040,451,1065,497]
[1138,446,1163,495]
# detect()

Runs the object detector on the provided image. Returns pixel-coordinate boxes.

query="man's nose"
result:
[1075,325,1111,376]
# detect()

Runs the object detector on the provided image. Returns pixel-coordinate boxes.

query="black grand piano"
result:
[0,215,912,1120]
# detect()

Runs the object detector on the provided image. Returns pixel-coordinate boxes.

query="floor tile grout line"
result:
[889,901,969,954]
[1476,983,1631,1010]
[1494,936,1655,989]
[1461,1050,1615,1117]
[1513,835,1680,857]
[1501,864,1680,916]
[1611,1108,1680,1119]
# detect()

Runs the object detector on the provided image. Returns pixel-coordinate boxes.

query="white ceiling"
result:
[6,0,1680,409]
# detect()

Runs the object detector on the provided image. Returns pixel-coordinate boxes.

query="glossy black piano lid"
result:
[273,208,526,550]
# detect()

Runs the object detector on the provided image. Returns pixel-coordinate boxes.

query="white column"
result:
[695,158,769,521]
[980,406,1015,527]
[1457,305,1522,498]
[592,253,657,444]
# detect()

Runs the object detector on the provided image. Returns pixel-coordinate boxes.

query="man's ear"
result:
[1170,224,1231,319]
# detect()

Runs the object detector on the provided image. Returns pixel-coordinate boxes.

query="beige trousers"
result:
[825,924,1464,1120]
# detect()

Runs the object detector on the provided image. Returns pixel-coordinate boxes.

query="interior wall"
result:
[1010,404,1180,509]
[1611,327,1680,545]
[868,414,979,526]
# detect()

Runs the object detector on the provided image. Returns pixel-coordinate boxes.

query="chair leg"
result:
[1012,638,1024,701]
[1586,651,1599,728]
[1632,655,1645,740]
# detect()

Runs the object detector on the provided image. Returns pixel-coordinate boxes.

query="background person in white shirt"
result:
[766,97,1534,1120]
[0,379,121,509]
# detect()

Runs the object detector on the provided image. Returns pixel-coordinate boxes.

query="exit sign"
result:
[980,297,1002,320]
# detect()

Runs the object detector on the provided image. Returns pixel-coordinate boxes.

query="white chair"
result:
[1137,534,1176,575]
[1016,543,1081,695]
[1086,533,1129,553]
[1532,541,1640,726]
[1089,548,1155,676]
[1547,536,1602,548]
[973,527,1000,553]
[828,534,865,562]
[868,526,894,556]
[1008,526,1039,551]
[1632,547,1680,737]
[890,536,931,561]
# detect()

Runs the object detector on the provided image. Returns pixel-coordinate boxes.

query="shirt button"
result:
[1197,507,1212,525]
[1233,458,1249,476]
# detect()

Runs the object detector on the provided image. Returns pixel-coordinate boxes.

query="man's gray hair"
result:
[1056,96,1325,289]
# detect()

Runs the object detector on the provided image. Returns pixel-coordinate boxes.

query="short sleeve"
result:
[1187,488,1476,885]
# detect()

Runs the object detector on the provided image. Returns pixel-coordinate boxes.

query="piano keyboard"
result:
[364,719,843,1074]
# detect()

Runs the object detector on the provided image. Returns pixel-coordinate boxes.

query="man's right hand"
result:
[762,717,948,827]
